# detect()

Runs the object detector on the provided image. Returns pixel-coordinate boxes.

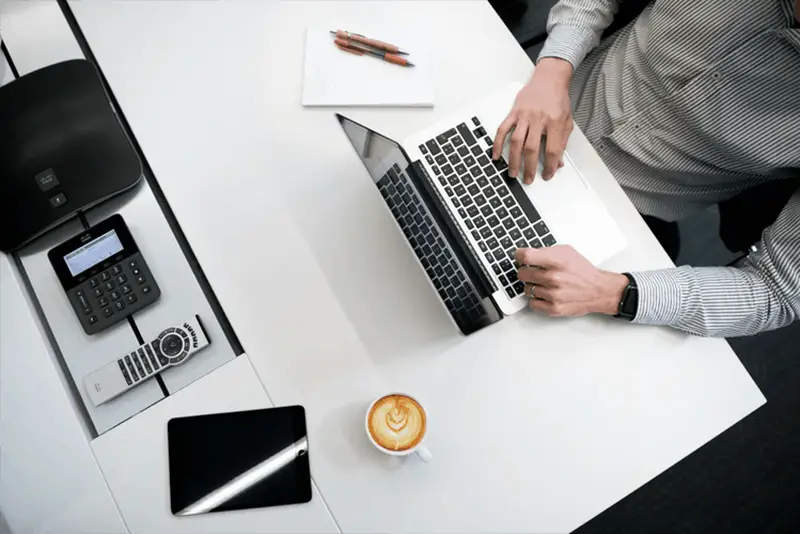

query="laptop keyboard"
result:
[377,164,489,330]
[419,116,558,299]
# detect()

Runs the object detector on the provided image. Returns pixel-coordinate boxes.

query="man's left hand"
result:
[515,246,629,317]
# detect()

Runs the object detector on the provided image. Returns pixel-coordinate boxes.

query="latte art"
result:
[367,394,426,452]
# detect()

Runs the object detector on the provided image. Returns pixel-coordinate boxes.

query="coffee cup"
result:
[365,393,432,462]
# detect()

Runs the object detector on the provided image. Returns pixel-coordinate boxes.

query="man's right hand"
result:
[493,58,574,184]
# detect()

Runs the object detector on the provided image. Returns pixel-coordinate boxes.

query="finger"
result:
[522,126,544,185]
[524,283,554,302]
[542,128,569,180]
[516,266,552,286]
[558,158,565,169]
[515,247,562,269]
[493,114,517,160]
[528,297,555,315]
[507,120,529,178]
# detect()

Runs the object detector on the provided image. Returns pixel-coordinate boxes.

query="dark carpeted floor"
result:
[495,2,800,530]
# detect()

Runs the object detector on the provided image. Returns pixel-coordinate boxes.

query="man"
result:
[496,0,800,337]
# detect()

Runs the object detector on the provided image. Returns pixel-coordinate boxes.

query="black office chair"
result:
[718,178,800,254]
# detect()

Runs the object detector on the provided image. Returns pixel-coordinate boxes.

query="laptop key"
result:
[510,206,523,219]
[490,175,503,187]
[474,195,487,206]
[502,218,515,230]
[464,155,476,167]
[449,154,460,165]
[542,234,557,247]
[496,207,509,220]
[426,155,434,165]
[509,228,522,240]
[469,166,482,177]
[500,237,513,250]
[458,146,469,157]
[490,197,502,208]
[471,145,483,157]
[425,140,441,155]
[444,187,453,197]
[442,144,455,155]
[516,239,527,249]
[534,221,550,236]
[454,185,466,196]
[435,154,447,165]
[486,237,499,250]
[484,136,493,146]
[474,216,486,228]
[493,226,506,238]
[461,196,473,206]
[436,129,456,144]
[480,204,493,217]
[452,197,461,208]
[530,238,543,249]
[483,165,496,177]
[483,186,496,198]
[479,240,488,252]
[457,123,477,146]
[462,174,474,185]
[467,205,480,217]
[465,218,474,229]
[492,264,503,275]
[474,126,487,138]
[442,164,454,175]
[468,184,480,196]
[420,144,429,154]
[505,286,516,298]
[493,158,508,171]
[493,249,505,261]
[497,185,510,197]
[477,176,489,187]
[452,136,464,147]
[437,176,447,186]
[481,228,494,240]
[432,166,441,175]
[472,116,480,126]
[471,230,481,241]
[487,215,499,227]
[458,208,468,219]
[523,227,536,240]
[455,164,467,175]
[484,252,494,263]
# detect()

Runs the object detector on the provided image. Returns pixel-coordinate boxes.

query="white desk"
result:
[1,1,766,532]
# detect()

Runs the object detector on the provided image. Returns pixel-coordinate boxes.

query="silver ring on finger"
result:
[528,283,536,300]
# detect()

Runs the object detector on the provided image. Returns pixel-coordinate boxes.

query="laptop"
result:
[336,82,626,335]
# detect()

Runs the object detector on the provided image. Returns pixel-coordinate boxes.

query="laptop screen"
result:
[336,114,501,335]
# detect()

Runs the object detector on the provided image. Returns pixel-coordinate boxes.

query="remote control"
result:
[84,316,210,406]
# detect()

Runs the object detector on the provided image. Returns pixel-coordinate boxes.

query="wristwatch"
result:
[614,273,638,321]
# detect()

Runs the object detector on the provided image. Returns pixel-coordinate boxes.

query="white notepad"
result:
[302,26,434,107]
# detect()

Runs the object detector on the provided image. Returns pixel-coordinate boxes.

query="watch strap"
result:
[614,272,638,320]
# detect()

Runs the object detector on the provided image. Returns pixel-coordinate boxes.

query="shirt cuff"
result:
[536,25,599,70]
[628,269,686,326]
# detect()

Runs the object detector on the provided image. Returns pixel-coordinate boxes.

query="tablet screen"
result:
[167,406,311,515]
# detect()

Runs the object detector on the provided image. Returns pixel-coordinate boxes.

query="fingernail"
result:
[524,177,532,185]
[543,172,552,180]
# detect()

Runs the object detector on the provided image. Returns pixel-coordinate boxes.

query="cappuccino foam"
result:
[367,394,426,452]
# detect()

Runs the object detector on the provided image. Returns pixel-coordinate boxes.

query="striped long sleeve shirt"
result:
[538,0,800,337]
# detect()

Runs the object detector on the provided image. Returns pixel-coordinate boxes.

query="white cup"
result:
[365,393,433,462]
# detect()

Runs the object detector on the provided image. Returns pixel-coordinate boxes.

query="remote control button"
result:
[101,272,110,282]
[129,260,138,269]
[126,293,137,304]
[99,297,109,307]
[160,333,184,358]
[136,275,146,284]
[111,290,121,301]
[125,355,139,381]
[121,284,132,295]
[93,287,103,297]
[132,352,145,377]
[88,315,97,325]
[111,265,122,275]
[104,307,114,318]
[139,349,153,374]
[116,274,127,285]
[118,360,126,372]
[115,301,125,311]
[122,371,132,386]
[89,278,99,288]
[104,281,115,291]
[170,350,189,365]
[142,286,151,294]
[76,289,85,297]
[83,306,92,315]
[132,267,141,276]
[145,344,160,370]
[151,340,169,367]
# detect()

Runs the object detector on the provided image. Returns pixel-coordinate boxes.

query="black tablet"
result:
[167,406,311,516]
